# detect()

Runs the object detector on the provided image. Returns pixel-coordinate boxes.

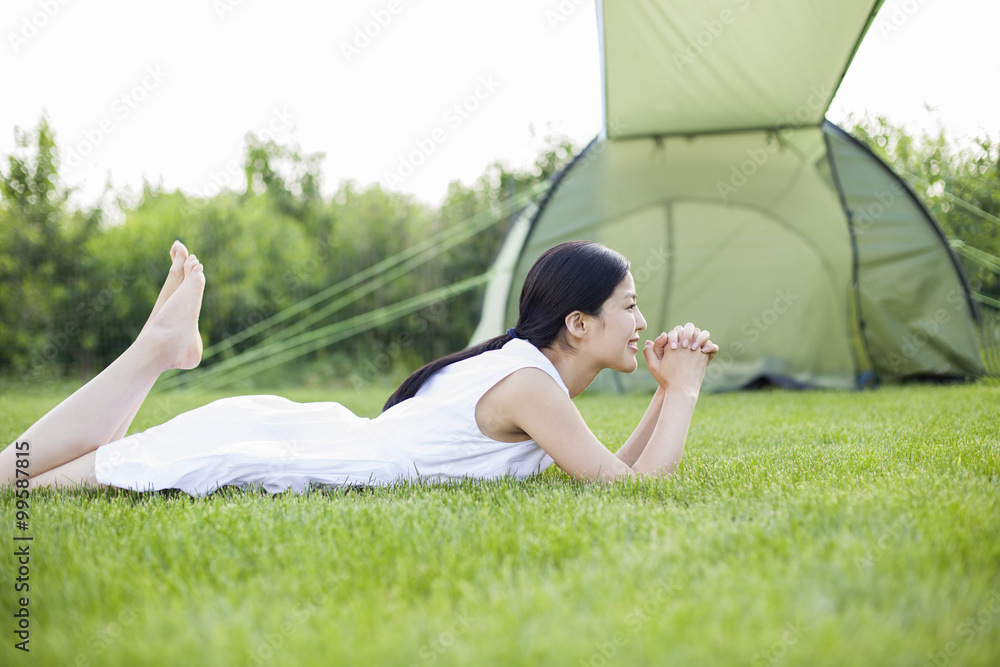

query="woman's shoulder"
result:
[415,338,569,404]
[486,339,569,394]
[473,341,573,426]
[486,365,567,401]
[474,365,573,442]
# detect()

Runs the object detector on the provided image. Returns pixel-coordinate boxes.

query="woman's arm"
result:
[502,326,716,481]
[613,385,664,467]
[629,324,715,475]
[630,377,701,476]
[614,328,716,468]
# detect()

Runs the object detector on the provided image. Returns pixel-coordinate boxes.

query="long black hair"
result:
[382,240,630,411]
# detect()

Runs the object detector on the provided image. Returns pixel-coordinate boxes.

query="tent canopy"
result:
[601,0,884,138]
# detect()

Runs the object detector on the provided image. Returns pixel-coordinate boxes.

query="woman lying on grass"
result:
[1,240,718,495]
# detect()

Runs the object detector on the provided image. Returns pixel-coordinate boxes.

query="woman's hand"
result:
[666,323,718,361]
[643,323,719,390]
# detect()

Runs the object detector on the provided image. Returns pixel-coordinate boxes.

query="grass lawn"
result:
[1,381,998,666]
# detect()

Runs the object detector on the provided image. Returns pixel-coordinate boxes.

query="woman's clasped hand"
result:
[643,323,719,390]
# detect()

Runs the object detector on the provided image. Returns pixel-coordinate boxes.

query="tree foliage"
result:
[0,115,103,377]
[0,117,576,383]
[846,114,1000,304]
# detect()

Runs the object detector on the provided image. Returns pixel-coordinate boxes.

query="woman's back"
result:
[375,338,569,482]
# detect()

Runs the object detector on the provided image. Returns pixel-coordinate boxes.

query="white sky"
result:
[1,0,997,212]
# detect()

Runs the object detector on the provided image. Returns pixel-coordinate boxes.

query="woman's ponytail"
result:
[381,333,512,411]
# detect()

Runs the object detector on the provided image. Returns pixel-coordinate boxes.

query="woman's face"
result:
[588,271,647,373]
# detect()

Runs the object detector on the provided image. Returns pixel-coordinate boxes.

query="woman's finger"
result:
[651,332,667,355]
[643,340,660,367]
[691,329,711,352]
[667,327,681,349]
[681,322,697,348]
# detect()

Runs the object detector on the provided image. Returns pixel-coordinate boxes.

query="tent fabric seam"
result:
[823,125,875,387]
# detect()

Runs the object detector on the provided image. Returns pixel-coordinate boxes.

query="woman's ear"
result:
[564,310,588,341]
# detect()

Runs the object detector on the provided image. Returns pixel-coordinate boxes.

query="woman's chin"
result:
[619,357,639,373]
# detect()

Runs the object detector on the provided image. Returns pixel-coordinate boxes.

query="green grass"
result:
[1,382,998,666]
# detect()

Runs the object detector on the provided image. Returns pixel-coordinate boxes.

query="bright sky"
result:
[1,0,997,212]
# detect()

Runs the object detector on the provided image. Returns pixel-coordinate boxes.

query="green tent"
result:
[472,0,984,391]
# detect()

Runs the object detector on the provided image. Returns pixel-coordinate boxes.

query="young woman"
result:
[1,240,717,495]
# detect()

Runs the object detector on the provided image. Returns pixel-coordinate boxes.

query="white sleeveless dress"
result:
[93,339,565,496]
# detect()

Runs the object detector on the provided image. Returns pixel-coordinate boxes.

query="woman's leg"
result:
[0,251,206,485]
[107,240,190,443]
[28,451,99,490]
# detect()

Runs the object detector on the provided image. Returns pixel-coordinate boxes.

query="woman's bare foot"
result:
[143,253,206,371]
[142,241,189,331]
